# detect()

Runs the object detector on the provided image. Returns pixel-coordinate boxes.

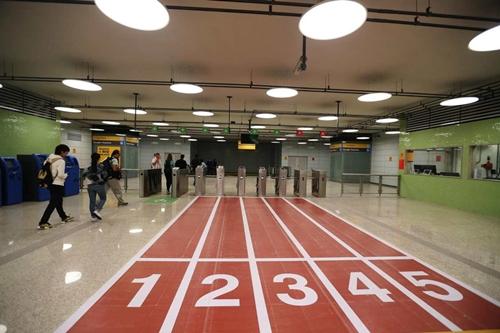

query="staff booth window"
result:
[406,147,462,177]
[470,144,500,180]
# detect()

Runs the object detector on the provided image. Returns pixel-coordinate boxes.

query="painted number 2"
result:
[195,274,240,307]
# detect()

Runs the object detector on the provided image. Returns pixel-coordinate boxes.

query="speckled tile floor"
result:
[0,177,498,332]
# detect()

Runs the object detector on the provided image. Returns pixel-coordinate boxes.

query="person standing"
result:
[164,153,174,194]
[82,153,108,221]
[482,156,493,178]
[105,150,128,206]
[38,144,75,230]
[174,154,188,169]
[151,152,161,169]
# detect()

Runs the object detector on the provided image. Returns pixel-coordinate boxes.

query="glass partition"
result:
[406,147,462,177]
[470,144,500,180]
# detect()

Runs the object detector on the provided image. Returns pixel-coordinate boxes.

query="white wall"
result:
[370,134,399,186]
[60,126,92,168]
[138,139,191,169]
[281,142,331,177]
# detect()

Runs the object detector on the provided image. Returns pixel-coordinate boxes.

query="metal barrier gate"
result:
[216,166,225,196]
[139,169,162,198]
[257,167,267,196]
[275,167,288,196]
[311,169,327,197]
[237,166,246,196]
[293,169,307,197]
[194,165,206,195]
[172,167,189,198]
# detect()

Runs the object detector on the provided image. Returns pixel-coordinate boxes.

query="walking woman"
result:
[82,153,108,221]
[164,153,174,194]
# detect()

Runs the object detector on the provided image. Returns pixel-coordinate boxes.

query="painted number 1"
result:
[127,274,161,308]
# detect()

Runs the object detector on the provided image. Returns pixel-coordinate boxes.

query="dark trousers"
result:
[40,185,67,224]
[165,173,172,193]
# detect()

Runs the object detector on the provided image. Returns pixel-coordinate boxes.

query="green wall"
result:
[0,110,60,156]
[400,117,500,217]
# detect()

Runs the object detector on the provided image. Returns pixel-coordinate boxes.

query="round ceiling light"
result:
[343,129,359,133]
[160,138,169,141]
[358,92,392,102]
[308,138,319,142]
[180,135,191,138]
[147,134,158,137]
[56,120,71,124]
[90,128,104,132]
[152,122,169,126]
[214,136,224,139]
[217,139,226,142]
[193,111,214,117]
[188,138,198,142]
[298,142,307,145]
[276,138,287,141]
[272,141,280,144]
[285,133,296,137]
[62,79,102,92]
[0,83,3,88]
[440,97,479,106]
[297,127,313,131]
[102,120,120,125]
[95,0,169,31]
[266,88,298,98]
[357,136,370,140]
[468,25,500,52]
[129,129,143,132]
[323,143,331,146]
[115,133,126,137]
[375,118,399,124]
[54,106,81,113]
[321,135,333,139]
[170,83,203,94]
[251,125,266,129]
[124,108,147,115]
[203,123,219,128]
[256,113,277,119]
[385,131,401,135]
[299,0,367,40]
[318,115,338,121]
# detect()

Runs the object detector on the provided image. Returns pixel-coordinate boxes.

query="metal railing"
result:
[341,173,400,196]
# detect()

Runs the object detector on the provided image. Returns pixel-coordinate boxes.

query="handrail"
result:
[341,173,400,196]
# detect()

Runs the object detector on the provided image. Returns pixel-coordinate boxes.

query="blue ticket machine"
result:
[17,154,50,201]
[0,157,23,205]
[64,155,80,197]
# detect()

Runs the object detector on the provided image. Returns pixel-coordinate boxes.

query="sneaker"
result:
[118,201,129,206]
[62,216,75,223]
[93,210,102,220]
[90,215,98,222]
[38,223,53,230]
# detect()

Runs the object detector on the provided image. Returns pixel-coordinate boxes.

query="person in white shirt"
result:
[151,152,161,169]
[38,144,75,229]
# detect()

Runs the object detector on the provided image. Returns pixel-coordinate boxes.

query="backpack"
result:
[37,161,54,188]
[103,157,121,179]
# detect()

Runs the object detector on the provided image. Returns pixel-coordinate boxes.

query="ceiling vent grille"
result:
[0,83,58,120]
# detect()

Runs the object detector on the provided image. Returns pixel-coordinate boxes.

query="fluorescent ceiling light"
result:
[124,108,147,115]
[147,134,158,137]
[358,92,392,102]
[95,0,169,31]
[170,83,203,94]
[440,97,479,106]
[343,129,359,133]
[298,142,307,145]
[54,106,81,113]
[102,121,120,125]
[160,138,169,141]
[318,115,338,121]
[299,0,367,40]
[321,135,333,139]
[357,136,370,140]
[266,88,298,98]
[308,138,319,142]
[272,141,280,144]
[203,123,219,128]
[217,139,226,142]
[129,129,142,132]
[385,131,401,135]
[256,113,276,119]
[376,118,399,124]
[153,122,169,126]
[56,120,71,124]
[90,128,104,131]
[115,133,126,137]
[62,79,102,92]
[214,136,224,139]
[251,125,266,129]
[297,127,313,131]
[468,25,500,52]
[188,138,198,142]
[193,111,214,117]
[276,138,287,141]
[180,135,191,138]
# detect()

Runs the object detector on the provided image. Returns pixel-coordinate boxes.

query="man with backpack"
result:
[37,144,75,230]
[82,153,108,221]
[103,150,128,206]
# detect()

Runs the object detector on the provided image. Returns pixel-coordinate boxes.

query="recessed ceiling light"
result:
[170,83,203,94]
[321,135,333,139]
[285,133,296,137]
[160,138,169,141]
[102,121,120,125]
[180,135,191,138]
[256,113,277,119]
[297,127,313,131]
[147,134,158,137]
[193,111,214,117]
[343,129,359,133]
[298,142,307,145]
[153,122,169,126]
[308,138,319,142]
[440,97,479,106]
[124,108,147,115]
[56,120,71,124]
[266,88,298,98]
[116,133,126,137]
[385,131,401,135]
[214,136,224,139]
[251,125,266,129]
[376,118,399,124]
[54,106,81,113]
[129,129,143,132]
[203,123,219,128]
[318,115,338,121]
[357,136,370,140]
[62,79,102,92]
[276,138,287,141]
[299,0,367,40]
[272,141,280,144]
[358,92,392,102]
[468,24,500,52]
[188,138,198,142]
[95,0,169,31]
[90,128,104,132]
[217,139,226,142]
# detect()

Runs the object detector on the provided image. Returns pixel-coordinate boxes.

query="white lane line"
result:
[301,198,500,307]
[136,256,410,263]
[160,196,222,333]
[261,198,369,333]
[240,198,272,333]
[284,198,461,331]
[55,196,200,333]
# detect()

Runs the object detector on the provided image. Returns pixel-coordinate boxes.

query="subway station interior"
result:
[0,1,499,332]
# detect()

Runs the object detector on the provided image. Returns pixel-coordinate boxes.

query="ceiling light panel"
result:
[95,0,169,31]
[251,125,266,129]
[102,121,120,125]
[256,113,277,119]
[343,129,359,133]
[203,124,219,128]
[152,122,169,126]
[318,116,338,121]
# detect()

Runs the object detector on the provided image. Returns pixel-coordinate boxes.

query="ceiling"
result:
[0,0,499,139]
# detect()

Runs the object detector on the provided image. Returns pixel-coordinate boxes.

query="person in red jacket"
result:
[481,156,493,178]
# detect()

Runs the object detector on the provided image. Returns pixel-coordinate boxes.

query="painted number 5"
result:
[401,271,463,301]
[274,273,318,306]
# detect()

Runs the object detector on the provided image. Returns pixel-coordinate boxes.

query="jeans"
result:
[165,172,172,193]
[39,184,67,224]
[88,183,107,214]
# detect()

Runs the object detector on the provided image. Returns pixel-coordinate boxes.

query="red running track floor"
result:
[56,196,500,333]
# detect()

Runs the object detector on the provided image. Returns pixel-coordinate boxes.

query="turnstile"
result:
[312,169,327,197]
[195,165,206,195]
[172,167,189,198]
[0,157,23,205]
[216,166,224,196]
[139,169,162,198]
[293,169,307,197]
[237,166,246,196]
[257,167,267,197]
[275,167,288,196]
